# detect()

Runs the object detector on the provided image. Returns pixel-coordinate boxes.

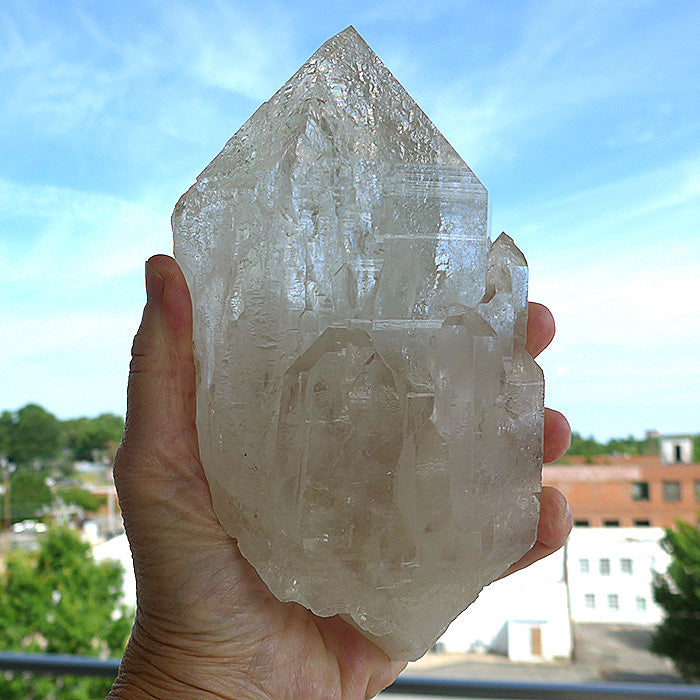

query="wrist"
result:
[107,615,271,700]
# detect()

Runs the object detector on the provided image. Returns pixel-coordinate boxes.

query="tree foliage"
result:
[61,413,124,462]
[56,485,106,513]
[0,527,132,699]
[3,404,61,465]
[9,470,52,523]
[0,405,125,465]
[567,432,603,457]
[567,431,660,457]
[651,519,700,681]
[0,410,13,455]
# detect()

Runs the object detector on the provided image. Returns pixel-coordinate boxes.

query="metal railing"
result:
[385,676,700,699]
[0,651,699,699]
[0,651,120,678]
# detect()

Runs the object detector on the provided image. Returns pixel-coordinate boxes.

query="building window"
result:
[663,481,681,502]
[584,594,595,609]
[620,558,633,574]
[604,519,620,527]
[579,558,589,573]
[574,520,590,527]
[675,444,683,463]
[608,594,620,610]
[636,596,647,612]
[632,482,650,501]
[634,519,651,526]
[600,558,611,575]
[695,481,700,502]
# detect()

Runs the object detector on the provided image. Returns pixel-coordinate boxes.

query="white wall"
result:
[438,526,671,660]
[439,548,572,661]
[566,527,670,624]
[660,436,693,464]
[93,533,136,610]
[88,526,672,655]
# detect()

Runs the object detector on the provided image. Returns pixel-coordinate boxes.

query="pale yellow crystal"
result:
[172,26,543,661]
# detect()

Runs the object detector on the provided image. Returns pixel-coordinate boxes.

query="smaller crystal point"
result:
[173,27,543,661]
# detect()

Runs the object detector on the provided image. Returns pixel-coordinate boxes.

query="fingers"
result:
[526,302,555,359]
[497,304,571,577]
[526,302,571,463]
[499,486,572,579]
[120,254,198,462]
[544,408,571,463]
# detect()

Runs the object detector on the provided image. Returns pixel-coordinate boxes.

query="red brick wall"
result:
[543,458,700,528]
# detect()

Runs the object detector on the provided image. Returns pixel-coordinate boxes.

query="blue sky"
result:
[1,0,698,440]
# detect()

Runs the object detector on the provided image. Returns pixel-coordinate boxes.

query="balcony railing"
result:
[1,651,699,699]
[383,676,700,698]
[0,650,120,678]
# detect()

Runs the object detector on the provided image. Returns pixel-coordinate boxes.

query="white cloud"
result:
[1,311,136,362]
[157,1,299,102]
[502,153,700,244]
[0,2,293,146]
[1,0,697,440]
[525,160,700,362]
[0,178,172,417]
[0,10,133,135]
[415,0,698,163]
[508,150,700,439]
[357,0,474,24]
[0,179,170,284]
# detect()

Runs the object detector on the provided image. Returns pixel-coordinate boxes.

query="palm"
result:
[117,443,403,698]
[111,254,571,699]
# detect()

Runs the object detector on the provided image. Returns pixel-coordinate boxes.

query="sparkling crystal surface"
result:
[172,26,544,661]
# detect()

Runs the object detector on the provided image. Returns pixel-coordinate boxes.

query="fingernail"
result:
[145,261,164,302]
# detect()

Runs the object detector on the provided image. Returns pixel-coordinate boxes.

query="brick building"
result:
[543,436,700,529]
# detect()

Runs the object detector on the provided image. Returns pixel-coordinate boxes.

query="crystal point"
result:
[172,27,544,661]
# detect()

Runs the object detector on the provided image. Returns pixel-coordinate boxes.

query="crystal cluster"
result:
[172,26,543,661]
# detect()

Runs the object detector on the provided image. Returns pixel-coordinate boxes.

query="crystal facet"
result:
[172,26,544,661]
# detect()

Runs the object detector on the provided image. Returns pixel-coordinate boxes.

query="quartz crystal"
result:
[172,26,544,661]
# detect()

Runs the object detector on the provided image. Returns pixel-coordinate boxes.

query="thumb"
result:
[120,254,199,466]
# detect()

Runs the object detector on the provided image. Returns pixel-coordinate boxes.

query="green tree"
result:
[606,434,642,454]
[651,518,700,681]
[0,527,132,699]
[56,485,106,513]
[566,431,662,458]
[61,413,124,461]
[9,470,52,523]
[567,432,604,456]
[605,433,659,455]
[0,410,13,456]
[7,404,61,465]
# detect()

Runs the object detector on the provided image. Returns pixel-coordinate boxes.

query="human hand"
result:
[108,255,571,700]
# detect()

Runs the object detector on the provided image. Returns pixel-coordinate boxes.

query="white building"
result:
[87,527,671,660]
[566,527,670,625]
[439,548,572,662]
[93,533,137,610]
[438,526,671,661]
[659,435,694,465]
